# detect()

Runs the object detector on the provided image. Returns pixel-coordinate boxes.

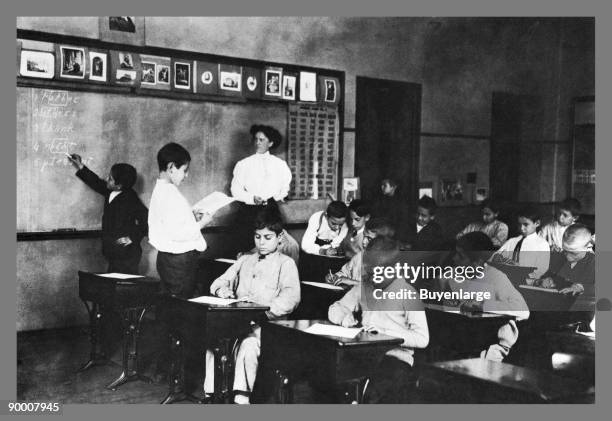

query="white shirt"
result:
[301,210,349,255]
[148,178,207,253]
[230,152,292,205]
[109,191,121,203]
[496,232,550,278]
[539,221,570,250]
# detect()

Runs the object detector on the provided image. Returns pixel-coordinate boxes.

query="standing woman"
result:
[231,124,292,253]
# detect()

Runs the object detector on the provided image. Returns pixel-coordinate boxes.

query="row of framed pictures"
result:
[17,42,341,104]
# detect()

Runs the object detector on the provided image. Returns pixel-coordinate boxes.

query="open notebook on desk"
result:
[304,323,362,339]
[97,273,145,279]
[302,281,344,291]
[189,295,249,306]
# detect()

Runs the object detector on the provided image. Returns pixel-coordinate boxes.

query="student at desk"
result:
[204,208,300,404]
[400,195,443,251]
[448,232,529,361]
[328,237,429,403]
[301,200,349,256]
[325,217,396,288]
[339,199,371,259]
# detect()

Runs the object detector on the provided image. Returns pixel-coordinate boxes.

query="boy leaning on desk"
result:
[203,207,301,404]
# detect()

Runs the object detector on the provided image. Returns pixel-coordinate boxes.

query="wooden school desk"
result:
[78,271,160,390]
[158,296,268,404]
[257,320,403,403]
[424,303,513,361]
[292,281,346,319]
[418,358,594,403]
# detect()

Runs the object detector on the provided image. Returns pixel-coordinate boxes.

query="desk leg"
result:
[160,333,202,404]
[78,300,109,372]
[274,369,293,404]
[213,338,235,404]
[339,378,369,404]
[107,307,153,390]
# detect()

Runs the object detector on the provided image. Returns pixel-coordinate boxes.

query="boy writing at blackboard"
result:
[148,142,212,298]
[68,154,148,274]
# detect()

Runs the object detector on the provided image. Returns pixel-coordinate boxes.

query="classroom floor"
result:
[16,321,322,404]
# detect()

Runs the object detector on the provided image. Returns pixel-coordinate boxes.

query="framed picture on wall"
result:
[88,51,107,82]
[264,68,282,96]
[324,78,337,102]
[299,71,317,101]
[219,69,242,92]
[282,74,297,100]
[60,46,85,79]
[157,64,170,85]
[439,177,466,205]
[174,61,191,90]
[140,61,156,85]
[19,50,54,79]
[475,187,488,202]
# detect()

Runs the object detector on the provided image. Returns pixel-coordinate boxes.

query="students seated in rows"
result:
[539,198,581,252]
[328,237,429,403]
[68,154,148,274]
[205,209,301,404]
[339,199,371,259]
[535,224,595,299]
[448,232,530,361]
[456,199,508,249]
[494,206,550,280]
[326,217,396,288]
[401,195,443,251]
[240,200,300,265]
[301,200,349,256]
[148,142,212,298]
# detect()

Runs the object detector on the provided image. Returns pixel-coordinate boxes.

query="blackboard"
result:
[17,86,290,232]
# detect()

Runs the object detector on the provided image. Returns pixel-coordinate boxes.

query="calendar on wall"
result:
[287,104,340,200]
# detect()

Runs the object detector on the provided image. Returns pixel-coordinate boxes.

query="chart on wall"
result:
[287,104,339,200]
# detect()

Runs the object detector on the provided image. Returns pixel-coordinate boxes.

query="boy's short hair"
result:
[365,217,396,239]
[562,223,592,251]
[348,199,371,217]
[560,198,582,217]
[250,124,282,149]
[417,195,437,215]
[157,142,191,172]
[456,232,495,263]
[517,205,541,224]
[381,178,398,188]
[326,200,348,219]
[254,205,284,235]
[480,198,502,214]
[111,163,137,190]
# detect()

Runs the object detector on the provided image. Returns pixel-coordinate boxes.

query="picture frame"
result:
[475,187,488,202]
[264,68,282,97]
[108,16,136,33]
[219,69,241,92]
[299,71,317,101]
[88,51,107,82]
[324,78,337,102]
[115,69,136,83]
[59,46,85,79]
[19,50,54,79]
[282,74,297,100]
[174,61,191,90]
[140,60,156,85]
[439,177,466,205]
[157,64,170,85]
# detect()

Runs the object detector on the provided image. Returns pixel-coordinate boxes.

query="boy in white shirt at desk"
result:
[539,198,581,252]
[494,206,550,280]
[301,200,349,256]
[204,209,301,404]
[325,217,396,288]
[328,237,429,403]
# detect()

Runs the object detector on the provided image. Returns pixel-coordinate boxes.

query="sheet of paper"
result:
[188,295,240,305]
[302,281,344,291]
[215,258,237,264]
[519,285,560,293]
[304,323,362,339]
[192,191,236,215]
[97,273,145,279]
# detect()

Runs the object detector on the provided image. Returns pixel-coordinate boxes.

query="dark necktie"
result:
[512,238,524,263]
[258,254,266,261]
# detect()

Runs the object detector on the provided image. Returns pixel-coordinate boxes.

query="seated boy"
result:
[539,198,581,252]
[456,199,508,249]
[326,217,396,288]
[449,232,530,361]
[301,200,349,256]
[339,199,372,259]
[328,236,429,403]
[204,209,301,404]
[494,206,550,280]
[400,195,443,251]
[536,224,595,299]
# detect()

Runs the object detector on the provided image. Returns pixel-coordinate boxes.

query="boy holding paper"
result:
[204,208,301,404]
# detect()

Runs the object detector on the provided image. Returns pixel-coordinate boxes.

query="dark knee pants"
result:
[156,250,201,299]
